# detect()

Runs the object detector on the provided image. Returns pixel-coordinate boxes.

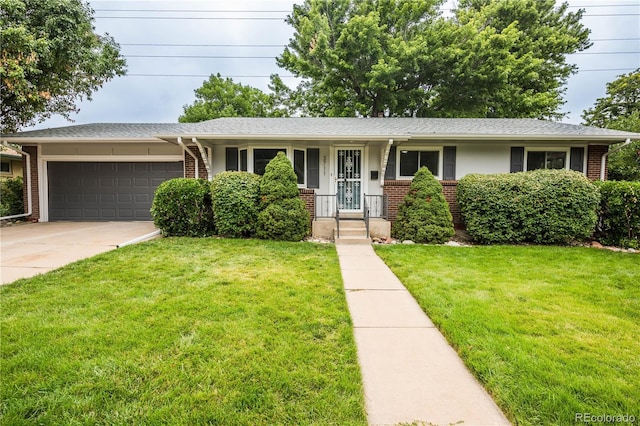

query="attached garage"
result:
[47,161,183,221]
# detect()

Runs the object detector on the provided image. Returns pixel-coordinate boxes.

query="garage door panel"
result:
[48,161,183,221]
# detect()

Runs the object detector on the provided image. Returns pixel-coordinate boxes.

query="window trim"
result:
[242,146,308,188]
[0,160,11,174]
[524,148,570,171]
[395,146,443,180]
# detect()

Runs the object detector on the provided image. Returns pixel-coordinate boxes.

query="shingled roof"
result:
[3,118,639,142]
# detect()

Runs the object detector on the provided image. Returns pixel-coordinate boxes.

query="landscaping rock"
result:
[591,241,604,248]
[402,240,415,245]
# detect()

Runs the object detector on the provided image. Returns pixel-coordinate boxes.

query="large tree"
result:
[179,73,287,122]
[0,0,126,133]
[582,69,640,181]
[276,0,590,119]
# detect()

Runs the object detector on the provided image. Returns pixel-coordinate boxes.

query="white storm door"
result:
[336,148,363,212]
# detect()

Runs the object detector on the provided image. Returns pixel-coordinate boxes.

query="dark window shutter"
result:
[443,146,456,180]
[307,148,320,189]
[384,145,397,180]
[225,147,238,171]
[570,147,585,172]
[510,147,525,173]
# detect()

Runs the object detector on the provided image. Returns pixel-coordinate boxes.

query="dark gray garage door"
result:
[48,162,184,221]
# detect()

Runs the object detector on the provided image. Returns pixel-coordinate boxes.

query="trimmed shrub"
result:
[457,170,600,244]
[392,167,454,243]
[596,181,640,248]
[151,178,215,237]
[259,151,300,205]
[0,177,24,217]
[257,152,310,241]
[211,171,261,238]
[256,198,310,241]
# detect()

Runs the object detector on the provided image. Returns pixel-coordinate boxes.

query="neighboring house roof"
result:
[3,118,639,143]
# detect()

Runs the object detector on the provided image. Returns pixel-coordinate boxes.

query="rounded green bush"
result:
[392,167,454,243]
[256,198,310,241]
[151,178,215,237]
[211,171,261,238]
[596,180,640,248]
[259,152,300,206]
[457,169,600,244]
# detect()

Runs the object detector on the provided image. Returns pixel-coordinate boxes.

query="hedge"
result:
[0,177,24,217]
[596,181,640,248]
[457,170,600,244]
[392,167,454,243]
[151,178,215,237]
[211,171,261,238]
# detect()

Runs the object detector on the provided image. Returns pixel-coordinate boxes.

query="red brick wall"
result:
[184,147,208,179]
[383,180,462,226]
[299,188,315,222]
[21,146,39,221]
[587,145,608,180]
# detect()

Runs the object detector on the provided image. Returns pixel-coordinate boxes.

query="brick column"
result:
[21,146,39,221]
[299,188,315,222]
[587,145,609,180]
[383,180,462,226]
[184,147,208,179]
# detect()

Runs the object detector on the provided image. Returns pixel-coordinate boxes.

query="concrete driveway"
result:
[0,222,159,285]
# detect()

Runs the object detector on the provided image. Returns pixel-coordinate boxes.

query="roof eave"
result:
[1,137,168,144]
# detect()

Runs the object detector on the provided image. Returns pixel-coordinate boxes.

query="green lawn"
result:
[1,238,367,425]
[375,245,639,426]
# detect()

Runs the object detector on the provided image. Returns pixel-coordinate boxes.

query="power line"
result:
[125,55,276,59]
[95,16,287,20]
[121,43,286,47]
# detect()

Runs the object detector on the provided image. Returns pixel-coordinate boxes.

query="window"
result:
[240,149,248,172]
[253,148,286,176]
[0,161,10,173]
[526,151,566,171]
[399,150,439,177]
[294,149,305,185]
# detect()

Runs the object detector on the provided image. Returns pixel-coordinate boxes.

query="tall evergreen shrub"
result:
[211,171,261,238]
[256,152,310,241]
[392,167,455,243]
[151,178,215,237]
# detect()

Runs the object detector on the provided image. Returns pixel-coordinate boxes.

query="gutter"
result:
[177,137,199,178]
[0,142,32,220]
[192,137,212,181]
[600,138,631,181]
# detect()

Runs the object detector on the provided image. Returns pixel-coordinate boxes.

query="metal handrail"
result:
[364,193,370,238]
[335,193,340,239]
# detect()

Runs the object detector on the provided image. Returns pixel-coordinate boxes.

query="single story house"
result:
[2,117,639,237]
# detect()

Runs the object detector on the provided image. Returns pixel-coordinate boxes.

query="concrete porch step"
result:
[335,236,372,245]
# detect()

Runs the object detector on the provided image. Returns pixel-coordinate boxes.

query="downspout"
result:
[0,141,32,220]
[600,138,631,181]
[192,137,212,181]
[177,137,199,178]
[380,138,393,187]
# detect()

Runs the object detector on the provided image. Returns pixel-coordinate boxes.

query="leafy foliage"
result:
[0,176,23,217]
[211,171,261,238]
[276,0,590,119]
[582,69,640,181]
[392,167,454,243]
[179,73,285,122]
[457,170,600,244]
[0,0,126,133]
[596,181,640,248]
[257,153,310,241]
[151,178,215,237]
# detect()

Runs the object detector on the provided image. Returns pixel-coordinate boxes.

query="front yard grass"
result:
[375,245,639,426]
[1,238,367,425]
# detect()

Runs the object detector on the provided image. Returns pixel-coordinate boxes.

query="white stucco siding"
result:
[455,144,511,179]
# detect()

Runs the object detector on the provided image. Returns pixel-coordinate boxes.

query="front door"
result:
[336,148,363,212]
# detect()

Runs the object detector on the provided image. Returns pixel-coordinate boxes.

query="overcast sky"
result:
[30,0,640,130]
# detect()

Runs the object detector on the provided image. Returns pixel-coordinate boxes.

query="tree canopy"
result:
[0,0,126,133]
[276,0,590,119]
[179,74,287,123]
[582,69,640,181]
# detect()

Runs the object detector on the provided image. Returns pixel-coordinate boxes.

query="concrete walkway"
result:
[336,244,511,426]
